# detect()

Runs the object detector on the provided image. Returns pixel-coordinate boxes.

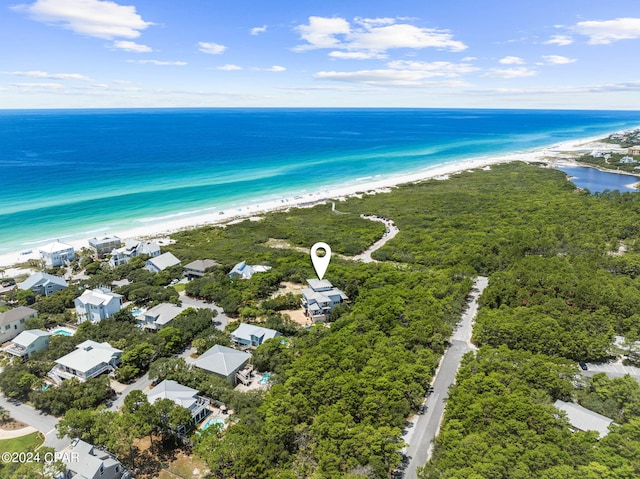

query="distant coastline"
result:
[2,129,637,271]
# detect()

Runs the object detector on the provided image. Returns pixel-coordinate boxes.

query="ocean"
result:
[1,108,639,254]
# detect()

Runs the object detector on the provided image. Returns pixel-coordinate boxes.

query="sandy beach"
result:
[0,131,634,272]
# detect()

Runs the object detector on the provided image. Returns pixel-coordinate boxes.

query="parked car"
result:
[579,361,588,371]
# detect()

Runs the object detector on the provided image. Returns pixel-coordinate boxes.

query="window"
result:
[20,318,25,324]
[4,325,9,330]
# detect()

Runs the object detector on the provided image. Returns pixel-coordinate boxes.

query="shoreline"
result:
[1,130,637,271]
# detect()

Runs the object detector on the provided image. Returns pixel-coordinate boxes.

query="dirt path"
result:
[352,215,399,263]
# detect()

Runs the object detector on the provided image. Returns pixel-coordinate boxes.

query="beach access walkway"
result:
[401,276,488,479]
[353,215,399,263]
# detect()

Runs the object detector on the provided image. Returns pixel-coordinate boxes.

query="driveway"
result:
[402,276,488,479]
[0,395,68,451]
[108,372,153,411]
[179,292,229,330]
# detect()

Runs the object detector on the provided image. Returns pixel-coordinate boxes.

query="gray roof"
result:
[88,235,121,247]
[194,345,251,377]
[55,340,121,374]
[0,306,38,328]
[144,303,185,326]
[12,329,51,348]
[75,288,122,307]
[39,240,73,253]
[63,439,121,479]
[147,252,181,271]
[146,379,199,409]
[306,278,334,291]
[554,400,614,438]
[184,259,218,271]
[229,261,271,279]
[18,272,68,290]
[231,323,280,343]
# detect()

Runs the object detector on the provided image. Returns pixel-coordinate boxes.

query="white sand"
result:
[0,132,634,270]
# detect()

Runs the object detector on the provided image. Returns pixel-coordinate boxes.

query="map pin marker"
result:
[310,242,332,280]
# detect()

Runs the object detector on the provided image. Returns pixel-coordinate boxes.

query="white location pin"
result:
[310,242,332,280]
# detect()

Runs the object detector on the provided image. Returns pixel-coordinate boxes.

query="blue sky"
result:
[2,0,640,108]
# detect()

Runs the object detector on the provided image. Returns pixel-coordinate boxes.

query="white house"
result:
[39,240,75,268]
[230,323,280,348]
[48,340,122,384]
[139,303,185,330]
[145,252,181,273]
[302,279,348,322]
[194,345,251,385]
[88,235,122,259]
[18,272,68,297]
[0,307,38,344]
[5,329,51,359]
[228,261,271,280]
[59,438,129,479]
[109,239,161,267]
[74,288,123,324]
[146,380,210,433]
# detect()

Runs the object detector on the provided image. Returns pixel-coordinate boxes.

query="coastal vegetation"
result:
[6,161,640,477]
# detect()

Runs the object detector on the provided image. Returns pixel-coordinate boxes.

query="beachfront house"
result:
[554,400,614,438]
[230,323,280,349]
[18,272,68,297]
[184,259,218,280]
[628,146,640,156]
[302,279,348,322]
[145,252,181,273]
[48,340,121,384]
[139,303,185,330]
[193,344,251,385]
[620,156,638,164]
[108,239,161,267]
[5,329,51,360]
[59,438,129,479]
[0,306,38,344]
[228,261,272,280]
[88,235,122,259]
[146,380,210,433]
[39,240,75,268]
[74,288,123,324]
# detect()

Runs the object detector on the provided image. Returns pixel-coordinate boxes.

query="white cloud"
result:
[328,51,386,60]
[255,65,286,72]
[4,70,93,81]
[11,0,152,39]
[10,82,64,89]
[574,17,640,44]
[386,60,479,76]
[294,16,466,56]
[461,56,477,62]
[499,56,525,65]
[483,67,537,79]
[294,16,351,51]
[542,55,576,65]
[112,40,152,52]
[543,35,574,46]
[128,60,187,66]
[250,25,267,35]
[198,42,226,55]
[217,64,242,71]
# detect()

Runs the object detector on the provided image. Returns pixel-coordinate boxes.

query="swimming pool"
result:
[201,417,225,432]
[131,309,143,316]
[52,328,74,336]
[259,373,272,384]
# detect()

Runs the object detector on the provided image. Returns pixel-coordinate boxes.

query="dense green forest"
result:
[158,162,640,477]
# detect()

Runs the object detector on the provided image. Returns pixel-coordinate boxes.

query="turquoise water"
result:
[52,329,72,336]
[259,373,272,384]
[2,108,639,253]
[201,417,225,431]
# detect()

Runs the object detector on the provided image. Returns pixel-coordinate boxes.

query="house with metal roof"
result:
[60,438,129,479]
[0,306,38,344]
[230,323,280,348]
[48,340,122,384]
[145,252,181,273]
[302,279,348,322]
[554,399,614,438]
[146,380,211,432]
[139,303,185,330]
[4,329,51,359]
[18,272,68,296]
[74,288,123,324]
[228,261,271,280]
[193,345,251,385]
[108,239,161,267]
[88,235,122,259]
[39,240,75,268]
[184,259,218,279]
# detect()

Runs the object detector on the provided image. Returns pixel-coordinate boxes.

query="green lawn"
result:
[0,305,10,313]
[0,432,44,453]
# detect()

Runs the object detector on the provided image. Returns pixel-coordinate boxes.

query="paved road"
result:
[109,372,153,411]
[402,276,488,479]
[582,360,640,380]
[0,395,68,451]
[353,215,399,263]
[179,293,229,330]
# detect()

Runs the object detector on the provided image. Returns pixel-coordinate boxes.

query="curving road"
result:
[401,276,488,479]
